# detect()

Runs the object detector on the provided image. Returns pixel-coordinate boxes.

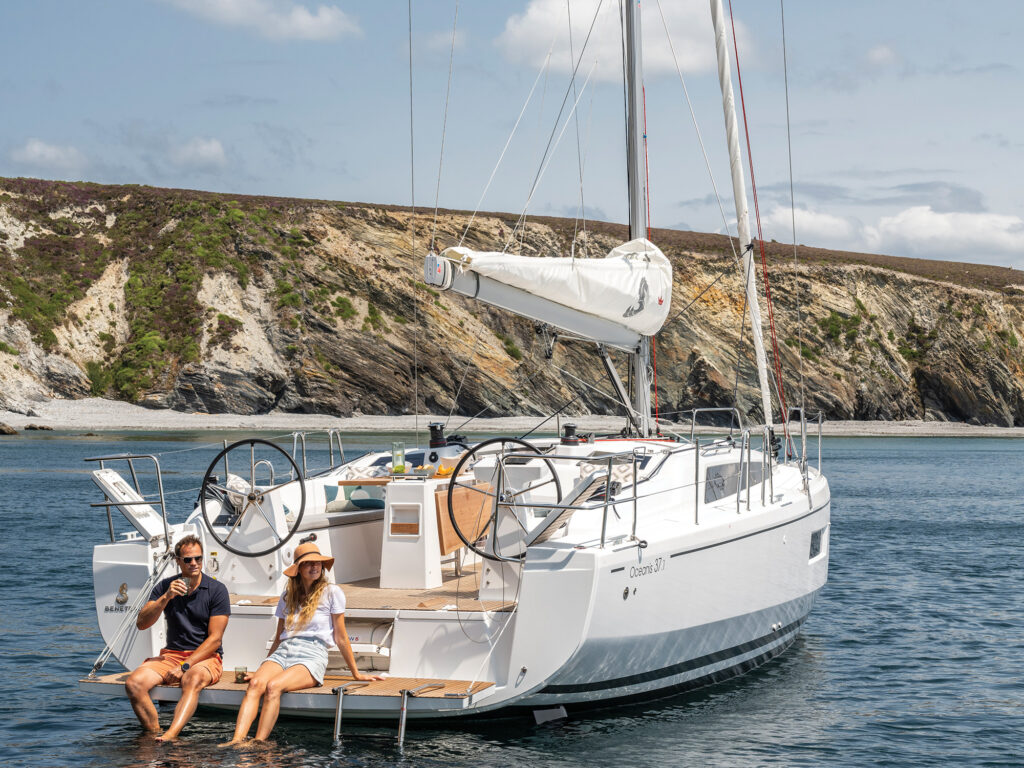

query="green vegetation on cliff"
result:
[1,177,1023,425]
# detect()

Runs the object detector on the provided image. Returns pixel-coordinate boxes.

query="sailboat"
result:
[80,0,830,731]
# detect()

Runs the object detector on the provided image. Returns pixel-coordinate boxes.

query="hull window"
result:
[809,527,826,560]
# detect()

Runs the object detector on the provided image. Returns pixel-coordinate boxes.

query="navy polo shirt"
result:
[149,573,231,656]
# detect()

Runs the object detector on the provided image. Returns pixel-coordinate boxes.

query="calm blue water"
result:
[1,432,1022,767]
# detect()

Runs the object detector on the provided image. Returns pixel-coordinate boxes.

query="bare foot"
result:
[218,738,246,748]
[154,733,178,743]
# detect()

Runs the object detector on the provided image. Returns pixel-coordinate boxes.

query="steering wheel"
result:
[200,438,306,557]
[446,437,562,562]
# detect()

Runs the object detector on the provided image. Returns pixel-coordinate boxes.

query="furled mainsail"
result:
[437,238,672,336]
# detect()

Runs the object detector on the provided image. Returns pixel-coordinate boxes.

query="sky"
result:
[1,0,1022,268]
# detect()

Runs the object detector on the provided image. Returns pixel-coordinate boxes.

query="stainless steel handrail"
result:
[253,459,275,485]
[291,430,348,480]
[736,431,747,516]
[687,407,745,441]
[746,432,753,512]
[84,453,170,548]
[694,437,701,525]
[817,412,824,471]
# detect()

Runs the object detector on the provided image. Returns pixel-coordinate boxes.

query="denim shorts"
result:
[267,636,328,685]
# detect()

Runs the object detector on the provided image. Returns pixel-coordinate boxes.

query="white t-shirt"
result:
[275,584,347,645]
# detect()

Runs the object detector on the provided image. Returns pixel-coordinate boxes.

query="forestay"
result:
[438,238,672,336]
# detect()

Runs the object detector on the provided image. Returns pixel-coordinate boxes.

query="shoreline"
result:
[2,397,1023,437]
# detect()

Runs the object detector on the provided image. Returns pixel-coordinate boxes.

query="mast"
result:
[624,0,653,436]
[710,0,774,427]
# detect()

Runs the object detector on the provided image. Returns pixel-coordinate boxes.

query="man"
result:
[124,534,231,741]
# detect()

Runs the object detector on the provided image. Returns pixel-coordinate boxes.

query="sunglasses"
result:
[179,555,203,564]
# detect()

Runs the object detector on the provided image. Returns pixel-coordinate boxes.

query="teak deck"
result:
[231,565,515,613]
[83,672,493,699]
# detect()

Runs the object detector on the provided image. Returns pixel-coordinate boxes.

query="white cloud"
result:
[864,44,898,69]
[10,138,87,172]
[758,204,1024,267]
[762,206,860,246]
[864,206,1024,261]
[171,137,228,171]
[498,0,750,83]
[163,0,360,41]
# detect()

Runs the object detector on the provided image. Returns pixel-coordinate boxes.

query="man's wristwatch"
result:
[179,662,190,672]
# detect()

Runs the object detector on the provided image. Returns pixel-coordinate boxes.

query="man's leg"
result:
[156,665,214,741]
[124,666,165,732]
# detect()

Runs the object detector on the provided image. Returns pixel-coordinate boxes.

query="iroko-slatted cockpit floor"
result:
[82,671,494,700]
[231,565,515,614]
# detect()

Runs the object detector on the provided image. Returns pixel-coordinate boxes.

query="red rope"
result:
[727,0,788,426]
[642,84,660,430]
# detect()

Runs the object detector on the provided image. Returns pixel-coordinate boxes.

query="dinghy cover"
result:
[439,238,672,336]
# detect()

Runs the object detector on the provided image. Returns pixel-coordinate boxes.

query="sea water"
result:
[0,432,1021,767]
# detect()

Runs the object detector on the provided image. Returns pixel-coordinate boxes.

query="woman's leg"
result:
[219,660,284,746]
[252,664,316,741]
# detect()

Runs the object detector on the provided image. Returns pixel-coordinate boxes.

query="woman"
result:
[221,541,381,745]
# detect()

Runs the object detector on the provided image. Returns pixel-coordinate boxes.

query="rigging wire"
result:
[518,394,581,440]
[448,365,549,435]
[780,0,806,414]
[726,0,790,430]
[458,41,556,247]
[444,332,485,428]
[566,0,588,261]
[408,0,421,447]
[503,60,599,254]
[730,276,751,415]
[640,83,660,428]
[429,1,459,254]
[553,364,643,420]
[654,0,740,266]
[503,0,605,254]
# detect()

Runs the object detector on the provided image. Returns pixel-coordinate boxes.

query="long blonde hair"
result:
[283,568,329,633]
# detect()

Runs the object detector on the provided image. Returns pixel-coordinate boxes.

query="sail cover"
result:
[439,238,672,336]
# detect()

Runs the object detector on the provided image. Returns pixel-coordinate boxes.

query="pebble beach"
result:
[2,396,1023,437]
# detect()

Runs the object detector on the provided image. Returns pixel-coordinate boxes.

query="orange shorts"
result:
[137,648,223,684]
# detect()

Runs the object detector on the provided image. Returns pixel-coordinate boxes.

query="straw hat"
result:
[283,542,335,577]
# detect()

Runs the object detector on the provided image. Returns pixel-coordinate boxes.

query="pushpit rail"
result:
[85,453,170,547]
[494,447,648,548]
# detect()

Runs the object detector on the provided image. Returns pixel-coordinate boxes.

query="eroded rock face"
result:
[164,364,287,415]
[1,178,1022,426]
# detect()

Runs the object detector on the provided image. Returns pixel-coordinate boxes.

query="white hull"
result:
[84,435,829,721]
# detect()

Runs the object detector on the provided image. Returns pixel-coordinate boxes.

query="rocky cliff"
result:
[2,178,1023,426]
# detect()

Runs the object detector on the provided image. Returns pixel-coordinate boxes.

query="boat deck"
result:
[82,671,493,700]
[231,565,515,613]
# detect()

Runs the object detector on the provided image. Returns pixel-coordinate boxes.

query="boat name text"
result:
[629,557,665,578]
